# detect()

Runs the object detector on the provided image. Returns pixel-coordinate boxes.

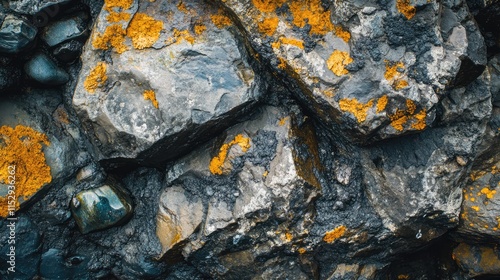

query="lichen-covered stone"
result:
[155,105,322,277]
[72,0,265,166]
[24,53,70,85]
[216,0,486,143]
[453,243,500,278]
[71,180,133,234]
[0,15,37,54]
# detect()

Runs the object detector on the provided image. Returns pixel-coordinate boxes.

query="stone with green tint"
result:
[71,182,133,234]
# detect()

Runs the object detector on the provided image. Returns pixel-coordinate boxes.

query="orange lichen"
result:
[289,0,334,35]
[327,50,353,76]
[406,99,416,115]
[339,98,374,123]
[251,0,286,13]
[84,62,108,93]
[334,25,351,42]
[106,12,131,22]
[471,206,480,212]
[263,170,268,177]
[279,116,289,126]
[285,232,293,242]
[143,90,159,108]
[126,13,163,49]
[194,23,207,35]
[280,37,305,49]
[389,109,409,131]
[480,187,496,199]
[411,109,426,130]
[209,134,251,175]
[277,57,287,69]
[323,89,335,98]
[298,248,307,254]
[323,225,346,243]
[385,61,408,90]
[470,170,487,181]
[210,10,232,28]
[398,275,410,280]
[258,17,279,36]
[397,0,416,20]
[177,1,189,13]
[92,24,127,53]
[173,29,195,44]
[104,0,133,12]
[0,125,52,217]
[376,95,388,113]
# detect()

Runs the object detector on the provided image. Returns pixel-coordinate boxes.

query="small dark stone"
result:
[40,248,90,279]
[52,40,83,63]
[0,15,37,54]
[24,53,69,85]
[41,12,89,47]
[71,180,133,234]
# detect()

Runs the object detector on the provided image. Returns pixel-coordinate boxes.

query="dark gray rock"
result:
[71,179,133,234]
[0,56,21,91]
[24,53,70,85]
[0,215,42,280]
[0,15,37,54]
[52,40,84,63]
[41,12,89,47]
[8,0,74,16]
[40,248,90,279]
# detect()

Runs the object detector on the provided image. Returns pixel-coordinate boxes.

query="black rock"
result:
[24,52,69,85]
[0,15,37,54]
[52,40,83,63]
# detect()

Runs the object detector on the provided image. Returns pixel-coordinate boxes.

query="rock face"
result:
[72,0,265,166]
[1,0,500,279]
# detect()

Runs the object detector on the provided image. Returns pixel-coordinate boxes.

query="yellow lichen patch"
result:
[263,170,268,177]
[104,0,133,12]
[389,109,409,131]
[289,0,334,35]
[106,12,131,22]
[210,10,232,28]
[280,37,305,49]
[323,89,335,98]
[398,275,410,280]
[376,95,388,113]
[0,125,52,217]
[339,98,374,123]
[470,170,487,181]
[334,25,351,42]
[411,109,426,130]
[126,13,163,49]
[251,0,286,13]
[84,62,108,94]
[173,29,195,44]
[480,187,496,199]
[385,61,408,90]
[258,17,279,36]
[406,99,416,115]
[209,134,251,175]
[277,57,287,69]
[194,23,207,35]
[471,206,480,212]
[279,116,289,126]
[323,225,346,243]
[327,50,353,76]
[397,0,416,20]
[298,248,307,254]
[177,1,189,13]
[143,90,159,108]
[92,24,127,53]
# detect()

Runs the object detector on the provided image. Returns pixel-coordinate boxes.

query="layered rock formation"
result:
[1,0,500,279]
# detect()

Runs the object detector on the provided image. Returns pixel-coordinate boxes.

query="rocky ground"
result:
[0,0,500,279]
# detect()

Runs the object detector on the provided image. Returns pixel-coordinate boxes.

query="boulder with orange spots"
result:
[73,0,266,167]
[215,0,487,142]
[154,106,322,276]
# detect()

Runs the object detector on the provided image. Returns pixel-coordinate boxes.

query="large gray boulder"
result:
[72,0,266,166]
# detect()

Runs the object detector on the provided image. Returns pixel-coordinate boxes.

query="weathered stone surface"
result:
[0,14,37,54]
[7,0,74,16]
[52,40,84,63]
[24,53,70,85]
[453,243,500,278]
[0,89,92,217]
[155,105,321,277]
[71,179,133,234]
[39,248,90,279]
[72,0,265,166]
[41,12,89,47]
[216,0,486,143]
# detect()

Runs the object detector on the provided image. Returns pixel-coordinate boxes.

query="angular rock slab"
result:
[156,106,323,277]
[0,89,92,217]
[73,0,265,166]
[71,180,133,234]
[0,14,37,54]
[217,0,486,143]
[361,70,492,244]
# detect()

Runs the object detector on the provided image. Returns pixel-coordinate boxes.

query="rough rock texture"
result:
[1,0,500,279]
[72,0,265,166]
